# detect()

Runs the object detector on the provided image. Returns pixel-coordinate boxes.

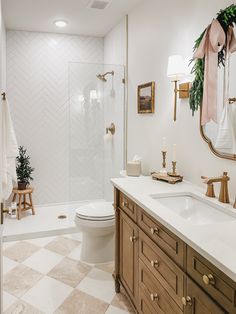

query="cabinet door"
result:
[185,278,227,314]
[120,211,138,302]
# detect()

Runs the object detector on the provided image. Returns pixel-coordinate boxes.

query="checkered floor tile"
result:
[3,233,135,314]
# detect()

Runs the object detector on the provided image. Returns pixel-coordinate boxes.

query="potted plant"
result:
[16,146,34,190]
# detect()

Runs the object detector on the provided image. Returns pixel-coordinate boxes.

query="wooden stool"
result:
[12,187,35,220]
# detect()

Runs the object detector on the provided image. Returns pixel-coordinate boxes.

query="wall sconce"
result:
[167,55,191,121]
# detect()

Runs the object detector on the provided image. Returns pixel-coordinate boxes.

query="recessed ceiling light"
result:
[54,20,68,28]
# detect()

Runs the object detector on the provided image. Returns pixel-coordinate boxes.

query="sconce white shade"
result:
[167,55,185,79]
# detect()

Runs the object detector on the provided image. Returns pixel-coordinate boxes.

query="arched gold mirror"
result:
[200,50,236,161]
[189,5,236,161]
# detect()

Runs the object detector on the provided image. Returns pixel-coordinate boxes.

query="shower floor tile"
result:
[3,233,134,314]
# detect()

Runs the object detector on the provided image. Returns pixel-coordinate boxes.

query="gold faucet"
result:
[201,172,230,204]
[234,199,236,209]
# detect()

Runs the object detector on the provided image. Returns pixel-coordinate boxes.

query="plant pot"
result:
[18,181,27,190]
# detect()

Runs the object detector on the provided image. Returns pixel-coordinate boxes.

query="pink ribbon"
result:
[194,19,225,125]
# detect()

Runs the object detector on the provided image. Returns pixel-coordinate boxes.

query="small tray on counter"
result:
[151,172,183,184]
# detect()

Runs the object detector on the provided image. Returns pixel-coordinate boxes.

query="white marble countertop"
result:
[111,176,236,282]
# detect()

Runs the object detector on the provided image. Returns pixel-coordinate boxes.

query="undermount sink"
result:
[150,193,235,225]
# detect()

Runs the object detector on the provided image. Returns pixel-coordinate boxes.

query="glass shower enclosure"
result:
[69,62,125,203]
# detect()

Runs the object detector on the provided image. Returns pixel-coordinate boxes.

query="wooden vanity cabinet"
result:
[114,189,236,314]
[119,210,139,305]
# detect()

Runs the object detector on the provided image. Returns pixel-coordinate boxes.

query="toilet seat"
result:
[76,202,115,221]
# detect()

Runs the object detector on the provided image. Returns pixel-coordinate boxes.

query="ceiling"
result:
[2,0,142,37]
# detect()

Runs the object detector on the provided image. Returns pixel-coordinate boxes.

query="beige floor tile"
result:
[4,300,44,314]
[55,289,109,314]
[48,257,91,287]
[3,264,42,298]
[111,287,135,313]
[96,262,115,274]
[45,236,80,256]
[3,241,40,262]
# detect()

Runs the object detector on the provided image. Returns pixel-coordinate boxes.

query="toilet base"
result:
[80,231,115,264]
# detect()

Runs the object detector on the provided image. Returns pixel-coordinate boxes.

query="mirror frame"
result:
[200,107,236,161]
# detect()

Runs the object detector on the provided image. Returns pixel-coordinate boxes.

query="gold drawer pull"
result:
[181,296,192,306]
[202,274,215,286]
[150,260,159,268]
[150,227,159,235]
[129,236,137,242]
[150,293,159,302]
[122,201,128,207]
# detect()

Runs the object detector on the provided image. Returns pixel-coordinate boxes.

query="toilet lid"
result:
[76,202,115,221]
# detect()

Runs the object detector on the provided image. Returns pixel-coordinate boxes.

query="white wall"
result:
[127,0,236,198]
[104,18,126,200]
[7,31,104,205]
[0,0,6,91]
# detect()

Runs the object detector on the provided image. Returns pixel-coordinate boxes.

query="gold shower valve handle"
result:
[150,227,159,235]
[202,274,215,286]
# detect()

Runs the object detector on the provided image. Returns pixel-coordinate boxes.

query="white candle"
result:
[172,144,177,161]
[162,137,167,152]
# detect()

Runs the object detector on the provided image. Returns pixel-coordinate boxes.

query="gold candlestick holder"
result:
[162,151,167,168]
[168,161,180,177]
[160,151,168,176]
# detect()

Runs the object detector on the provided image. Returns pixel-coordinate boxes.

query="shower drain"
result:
[58,214,67,219]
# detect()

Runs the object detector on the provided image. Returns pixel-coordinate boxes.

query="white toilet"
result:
[75,201,115,264]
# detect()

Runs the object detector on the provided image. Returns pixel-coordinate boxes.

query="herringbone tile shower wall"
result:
[7,30,104,205]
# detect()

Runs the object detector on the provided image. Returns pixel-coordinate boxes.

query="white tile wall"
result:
[7,31,104,205]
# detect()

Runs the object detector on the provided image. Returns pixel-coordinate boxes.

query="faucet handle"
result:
[201,176,215,198]
[233,198,236,209]
[222,172,230,181]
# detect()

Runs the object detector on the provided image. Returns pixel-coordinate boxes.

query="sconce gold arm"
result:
[172,81,190,122]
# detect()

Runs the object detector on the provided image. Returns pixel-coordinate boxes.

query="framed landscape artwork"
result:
[137,81,155,113]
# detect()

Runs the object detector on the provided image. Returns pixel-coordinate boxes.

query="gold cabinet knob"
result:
[150,293,159,302]
[129,236,137,242]
[202,274,215,286]
[150,227,159,235]
[181,296,192,306]
[122,201,128,207]
[150,260,159,268]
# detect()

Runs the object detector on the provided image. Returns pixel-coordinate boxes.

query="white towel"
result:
[215,103,234,151]
[0,97,18,201]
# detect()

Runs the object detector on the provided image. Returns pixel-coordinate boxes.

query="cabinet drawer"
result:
[138,209,185,268]
[119,192,137,221]
[139,230,184,309]
[187,247,236,313]
[139,259,183,314]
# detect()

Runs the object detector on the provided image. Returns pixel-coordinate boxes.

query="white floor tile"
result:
[106,305,129,314]
[67,245,81,260]
[3,241,17,250]
[77,268,115,303]
[22,276,73,314]
[23,248,64,274]
[3,256,18,275]
[26,236,56,247]
[64,232,82,242]
[3,291,17,312]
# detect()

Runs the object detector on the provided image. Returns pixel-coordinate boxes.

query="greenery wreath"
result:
[189,4,236,114]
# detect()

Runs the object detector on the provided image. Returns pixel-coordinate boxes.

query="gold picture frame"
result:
[137,81,155,113]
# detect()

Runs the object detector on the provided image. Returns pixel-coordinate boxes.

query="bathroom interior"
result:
[0,0,236,313]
